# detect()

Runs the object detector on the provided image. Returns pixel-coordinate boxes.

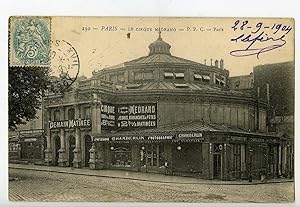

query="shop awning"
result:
[94,120,283,143]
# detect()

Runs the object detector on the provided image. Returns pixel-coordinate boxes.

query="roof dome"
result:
[148,32,171,56]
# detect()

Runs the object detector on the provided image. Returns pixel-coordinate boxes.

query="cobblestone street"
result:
[8,168,294,203]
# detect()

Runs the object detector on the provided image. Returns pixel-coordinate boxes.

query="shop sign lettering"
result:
[100,103,157,130]
[49,119,91,130]
[178,132,203,138]
[20,129,44,134]
[94,135,174,142]
[24,138,37,142]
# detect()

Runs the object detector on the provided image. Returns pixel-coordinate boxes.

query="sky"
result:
[51,17,294,78]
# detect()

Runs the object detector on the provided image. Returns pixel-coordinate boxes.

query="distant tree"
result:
[8,67,51,130]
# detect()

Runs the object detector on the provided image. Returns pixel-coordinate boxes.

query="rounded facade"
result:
[43,34,287,181]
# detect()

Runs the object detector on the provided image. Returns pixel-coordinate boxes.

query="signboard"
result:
[178,132,203,139]
[19,129,44,134]
[49,119,91,130]
[100,103,116,128]
[100,103,157,130]
[116,103,157,129]
[94,135,174,142]
[23,138,37,142]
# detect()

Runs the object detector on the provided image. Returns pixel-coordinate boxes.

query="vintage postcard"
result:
[8,16,294,203]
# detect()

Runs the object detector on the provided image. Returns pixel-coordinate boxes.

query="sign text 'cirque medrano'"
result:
[101,103,157,130]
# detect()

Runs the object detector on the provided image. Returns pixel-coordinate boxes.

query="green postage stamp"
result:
[9,16,51,67]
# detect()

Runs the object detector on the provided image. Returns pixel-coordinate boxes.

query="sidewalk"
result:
[9,163,294,185]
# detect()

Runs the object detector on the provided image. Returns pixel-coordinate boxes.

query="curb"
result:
[9,166,294,186]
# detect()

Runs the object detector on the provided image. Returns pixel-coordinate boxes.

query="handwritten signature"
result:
[230,20,292,59]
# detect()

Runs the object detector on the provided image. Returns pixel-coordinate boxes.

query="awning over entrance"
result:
[94,121,284,144]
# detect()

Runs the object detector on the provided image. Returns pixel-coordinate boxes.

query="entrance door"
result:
[54,136,60,166]
[213,153,221,179]
[84,135,92,167]
[69,136,76,167]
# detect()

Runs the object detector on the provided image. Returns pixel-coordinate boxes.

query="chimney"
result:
[220,59,224,69]
[210,59,213,66]
[204,59,207,65]
[215,60,219,68]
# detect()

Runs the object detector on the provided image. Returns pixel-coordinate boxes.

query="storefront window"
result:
[145,144,164,167]
[111,145,132,167]
[232,144,241,178]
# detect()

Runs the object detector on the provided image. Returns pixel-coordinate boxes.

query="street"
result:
[9,168,294,203]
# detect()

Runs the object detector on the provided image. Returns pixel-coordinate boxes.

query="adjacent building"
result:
[8,110,45,163]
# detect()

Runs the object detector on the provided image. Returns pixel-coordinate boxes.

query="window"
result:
[134,72,143,81]
[232,144,241,178]
[83,107,91,119]
[68,108,75,120]
[164,72,173,79]
[220,80,225,86]
[175,72,184,79]
[194,74,202,81]
[142,144,165,167]
[202,75,211,82]
[118,73,125,82]
[111,145,132,167]
[54,110,60,121]
[110,74,117,82]
[144,71,154,80]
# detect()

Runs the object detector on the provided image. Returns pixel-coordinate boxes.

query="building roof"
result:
[124,53,203,66]
[94,33,207,74]
[115,81,247,96]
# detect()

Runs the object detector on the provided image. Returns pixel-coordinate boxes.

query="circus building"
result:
[43,34,293,180]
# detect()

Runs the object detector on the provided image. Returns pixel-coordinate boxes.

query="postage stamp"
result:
[9,16,51,67]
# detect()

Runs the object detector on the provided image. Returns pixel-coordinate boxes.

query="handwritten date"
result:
[230,20,292,58]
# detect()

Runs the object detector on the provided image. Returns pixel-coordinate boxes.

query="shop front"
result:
[18,129,45,162]
[91,128,290,181]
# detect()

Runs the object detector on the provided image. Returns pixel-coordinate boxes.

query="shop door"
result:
[54,136,60,166]
[69,136,76,166]
[213,153,221,179]
[84,135,92,167]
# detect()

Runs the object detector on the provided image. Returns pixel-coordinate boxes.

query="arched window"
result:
[54,110,60,121]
